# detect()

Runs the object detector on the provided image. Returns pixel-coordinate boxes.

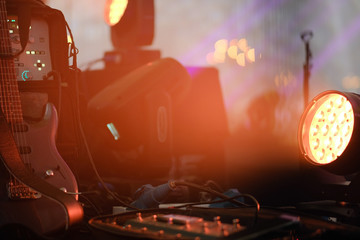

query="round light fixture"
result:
[298,90,360,175]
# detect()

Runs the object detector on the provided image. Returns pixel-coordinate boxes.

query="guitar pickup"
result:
[18,146,31,154]
[7,180,41,200]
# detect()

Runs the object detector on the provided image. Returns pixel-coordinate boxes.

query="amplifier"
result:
[8,14,52,81]
[6,0,69,84]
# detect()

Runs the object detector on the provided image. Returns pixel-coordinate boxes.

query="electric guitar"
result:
[0,0,83,235]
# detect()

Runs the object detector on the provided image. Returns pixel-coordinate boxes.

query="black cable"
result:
[78,194,102,216]
[65,21,78,69]
[64,21,138,211]
[79,58,105,71]
[172,193,249,209]
[73,69,138,210]
[204,179,224,193]
[173,181,260,211]
[44,70,62,120]
[172,192,260,224]
[172,181,260,223]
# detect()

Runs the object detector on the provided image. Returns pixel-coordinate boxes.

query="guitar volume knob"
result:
[45,169,54,177]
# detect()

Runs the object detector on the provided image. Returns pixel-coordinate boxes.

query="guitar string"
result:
[1,1,31,189]
[0,1,15,186]
[4,3,29,160]
[5,5,29,188]
[0,1,17,187]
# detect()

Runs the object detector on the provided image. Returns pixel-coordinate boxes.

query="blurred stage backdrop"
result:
[46,0,360,194]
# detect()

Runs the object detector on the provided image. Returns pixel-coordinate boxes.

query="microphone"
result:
[301,30,313,43]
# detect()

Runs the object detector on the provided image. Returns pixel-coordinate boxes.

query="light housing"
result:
[298,90,360,175]
[86,58,191,178]
[110,0,154,49]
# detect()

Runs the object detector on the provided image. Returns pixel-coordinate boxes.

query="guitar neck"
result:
[0,0,24,124]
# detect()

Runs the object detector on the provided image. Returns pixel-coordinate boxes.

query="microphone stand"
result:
[301,30,313,110]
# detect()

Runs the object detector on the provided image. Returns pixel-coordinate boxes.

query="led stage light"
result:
[298,90,360,175]
[108,0,154,48]
[104,0,128,26]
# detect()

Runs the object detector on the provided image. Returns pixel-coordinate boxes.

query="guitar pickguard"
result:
[12,103,78,198]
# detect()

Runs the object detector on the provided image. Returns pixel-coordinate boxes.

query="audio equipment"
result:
[86,57,191,178]
[8,14,52,81]
[89,208,298,240]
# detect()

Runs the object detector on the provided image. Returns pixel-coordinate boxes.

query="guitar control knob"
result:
[221,225,229,237]
[136,212,143,222]
[201,222,208,233]
[214,216,221,225]
[233,219,241,229]
[45,169,54,177]
[157,230,164,237]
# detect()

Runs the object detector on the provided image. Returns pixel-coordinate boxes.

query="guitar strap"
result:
[17,4,31,54]
[0,0,32,58]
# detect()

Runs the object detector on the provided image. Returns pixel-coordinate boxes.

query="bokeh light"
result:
[208,38,256,66]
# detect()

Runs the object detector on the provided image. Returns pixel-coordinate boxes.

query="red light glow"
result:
[104,0,128,26]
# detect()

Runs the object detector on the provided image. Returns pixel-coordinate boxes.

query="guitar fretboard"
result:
[0,0,24,124]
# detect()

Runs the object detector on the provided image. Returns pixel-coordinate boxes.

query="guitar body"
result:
[13,103,78,196]
[0,189,73,235]
[0,104,82,235]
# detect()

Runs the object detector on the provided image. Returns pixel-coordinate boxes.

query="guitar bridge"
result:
[7,179,42,200]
